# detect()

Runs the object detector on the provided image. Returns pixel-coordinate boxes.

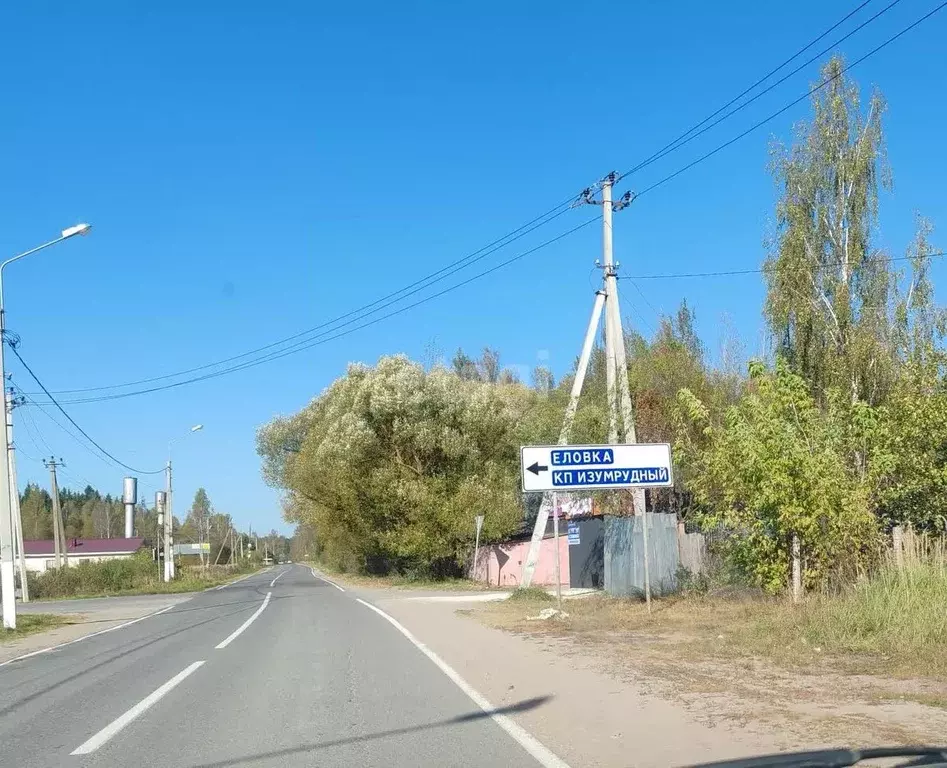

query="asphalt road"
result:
[0,565,557,767]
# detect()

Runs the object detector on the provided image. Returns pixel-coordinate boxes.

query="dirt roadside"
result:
[349,584,947,768]
[353,586,784,768]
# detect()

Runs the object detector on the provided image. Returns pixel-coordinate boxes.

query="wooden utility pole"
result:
[44,458,67,568]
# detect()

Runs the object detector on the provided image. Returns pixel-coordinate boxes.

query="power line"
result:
[15,392,56,458]
[22,5,895,402]
[47,218,599,405]
[627,279,664,328]
[8,345,164,474]
[20,390,121,470]
[35,203,579,398]
[635,1,947,199]
[22,2,944,405]
[621,250,947,281]
[617,0,901,182]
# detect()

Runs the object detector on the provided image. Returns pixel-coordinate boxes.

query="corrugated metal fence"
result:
[678,525,707,575]
[604,513,682,597]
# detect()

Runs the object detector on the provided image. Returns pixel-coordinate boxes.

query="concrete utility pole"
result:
[601,179,620,445]
[0,224,90,628]
[599,173,651,609]
[155,491,166,582]
[521,290,605,586]
[44,458,67,569]
[165,424,203,580]
[164,461,173,582]
[6,389,27,602]
[520,172,651,608]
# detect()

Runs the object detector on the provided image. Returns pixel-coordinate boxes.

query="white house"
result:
[22,537,145,573]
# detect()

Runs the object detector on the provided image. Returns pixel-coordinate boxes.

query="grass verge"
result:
[476,562,947,680]
[0,613,75,643]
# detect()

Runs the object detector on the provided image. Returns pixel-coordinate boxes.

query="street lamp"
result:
[0,224,91,629]
[164,424,204,581]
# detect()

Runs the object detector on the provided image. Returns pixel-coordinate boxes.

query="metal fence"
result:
[678,527,707,574]
[604,513,681,597]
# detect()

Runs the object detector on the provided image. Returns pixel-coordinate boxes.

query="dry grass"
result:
[0,613,75,643]
[480,532,947,680]
[474,585,947,746]
[470,533,947,747]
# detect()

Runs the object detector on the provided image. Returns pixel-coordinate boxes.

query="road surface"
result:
[0,565,561,767]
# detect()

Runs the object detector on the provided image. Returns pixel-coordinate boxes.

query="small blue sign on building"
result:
[567,523,580,546]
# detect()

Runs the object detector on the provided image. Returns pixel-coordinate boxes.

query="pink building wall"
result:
[472,535,570,587]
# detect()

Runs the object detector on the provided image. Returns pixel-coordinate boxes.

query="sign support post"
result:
[472,514,484,580]
[551,493,562,612]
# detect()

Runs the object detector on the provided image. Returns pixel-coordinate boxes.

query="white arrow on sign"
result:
[520,443,673,492]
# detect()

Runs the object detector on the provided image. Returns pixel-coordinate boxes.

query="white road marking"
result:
[269,570,286,588]
[0,603,179,668]
[70,661,205,755]
[215,592,271,649]
[356,598,569,768]
[310,567,345,592]
[214,571,256,590]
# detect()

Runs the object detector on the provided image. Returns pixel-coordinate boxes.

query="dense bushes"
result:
[28,552,255,598]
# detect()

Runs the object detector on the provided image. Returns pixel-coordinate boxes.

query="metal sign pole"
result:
[552,493,562,612]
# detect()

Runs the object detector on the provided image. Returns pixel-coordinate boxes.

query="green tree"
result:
[676,360,879,593]
[765,57,895,406]
[183,488,213,565]
[20,483,51,540]
[258,355,528,577]
[451,348,480,381]
[530,365,555,393]
[868,359,947,532]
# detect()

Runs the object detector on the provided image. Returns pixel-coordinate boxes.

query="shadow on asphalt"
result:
[185,696,554,767]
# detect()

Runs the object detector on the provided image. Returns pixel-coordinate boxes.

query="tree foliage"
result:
[765,57,894,406]
[677,361,879,593]
[260,355,532,577]
[272,62,947,596]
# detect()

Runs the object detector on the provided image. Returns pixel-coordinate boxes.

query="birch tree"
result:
[765,57,895,406]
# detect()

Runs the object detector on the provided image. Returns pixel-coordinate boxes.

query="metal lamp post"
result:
[0,224,91,629]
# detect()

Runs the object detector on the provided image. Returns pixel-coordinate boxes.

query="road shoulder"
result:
[0,593,193,664]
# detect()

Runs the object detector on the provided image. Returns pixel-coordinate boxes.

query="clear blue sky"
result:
[1,1,945,535]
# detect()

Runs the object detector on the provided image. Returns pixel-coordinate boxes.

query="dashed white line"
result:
[215,592,271,649]
[310,567,345,592]
[70,661,205,755]
[269,570,286,588]
[0,603,179,668]
[356,598,570,768]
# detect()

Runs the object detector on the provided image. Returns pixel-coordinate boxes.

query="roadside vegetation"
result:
[310,560,498,592]
[0,613,74,643]
[27,551,261,599]
[263,57,947,637]
[481,547,947,681]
